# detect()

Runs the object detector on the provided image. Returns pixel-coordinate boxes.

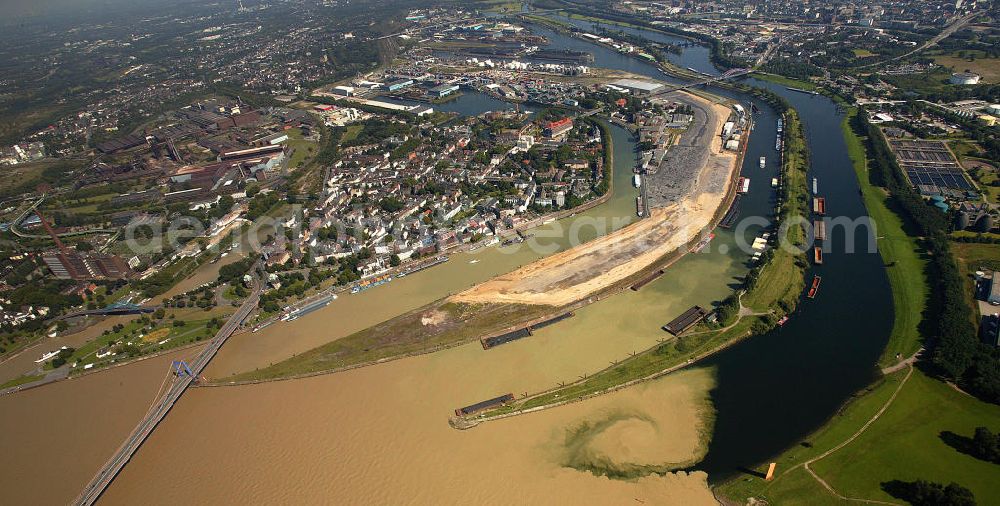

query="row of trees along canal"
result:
[466,92,811,422]
[855,111,1000,404]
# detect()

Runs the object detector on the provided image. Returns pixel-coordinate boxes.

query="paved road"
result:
[857,11,980,70]
[73,272,261,506]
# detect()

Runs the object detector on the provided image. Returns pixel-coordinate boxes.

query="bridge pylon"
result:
[171,360,194,378]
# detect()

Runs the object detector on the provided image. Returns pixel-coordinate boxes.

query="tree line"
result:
[855,111,1000,404]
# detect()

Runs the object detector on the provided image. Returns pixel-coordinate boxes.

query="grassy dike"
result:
[716,108,1000,506]
[842,107,927,367]
[716,366,1000,505]
[460,110,810,427]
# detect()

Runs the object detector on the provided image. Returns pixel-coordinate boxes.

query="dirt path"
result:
[775,365,915,505]
[880,348,922,375]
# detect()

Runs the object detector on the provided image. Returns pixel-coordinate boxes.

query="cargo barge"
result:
[631,269,665,291]
[636,196,645,217]
[252,320,274,333]
[807,275,822,299]
[775,118,783,151]
[813,197,826,215]
[481,312,575,349]
[814,220,827,240]
[397,255,449,277]
[692,233,715,253]
[738,177,750,193]
[528,49,594,64]
[455,393,515,417]
[663,306,709,335]
[812,177,818,194]
[282,294,336,321]
[786,86,819,95]
[719,195,743,228]
[350,274,392,294]
[813,246,824,265]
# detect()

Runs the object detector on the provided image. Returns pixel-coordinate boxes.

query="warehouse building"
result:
[610,78,664,95]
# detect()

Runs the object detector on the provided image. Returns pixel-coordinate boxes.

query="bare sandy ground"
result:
[452,94,737,307]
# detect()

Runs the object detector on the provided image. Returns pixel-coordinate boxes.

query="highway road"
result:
[73,268,262,506]
[857,11,981,70]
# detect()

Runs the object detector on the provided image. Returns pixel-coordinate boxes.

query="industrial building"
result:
[428,83,460,98]
[43,252,131,281]
[332,85,356,97]
[950,72,981,85]
[387,79,414,92]
[988,276,1000,305]
[34,211,130,281]
[610,78,664,95]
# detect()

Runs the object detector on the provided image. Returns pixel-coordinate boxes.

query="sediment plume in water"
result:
[561,410,710,479]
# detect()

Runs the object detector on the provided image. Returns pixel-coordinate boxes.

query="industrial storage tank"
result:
[976,214,994,233]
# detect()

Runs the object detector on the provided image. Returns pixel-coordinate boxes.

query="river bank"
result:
[455,109,808,427]
[453,95,736,307]
[0,12,901,505]
[218,89,742,383]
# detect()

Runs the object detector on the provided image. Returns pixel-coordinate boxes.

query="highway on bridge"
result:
[74,266,262,506]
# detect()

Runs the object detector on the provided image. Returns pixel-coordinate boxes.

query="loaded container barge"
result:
[738,177,750,194]
[350,274,393,294]
[813,197,826,215]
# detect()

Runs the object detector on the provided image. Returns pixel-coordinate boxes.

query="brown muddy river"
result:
[102,349,718,505]
[0,118,748,505]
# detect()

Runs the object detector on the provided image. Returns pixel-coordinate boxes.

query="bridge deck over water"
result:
[74,273,261,506]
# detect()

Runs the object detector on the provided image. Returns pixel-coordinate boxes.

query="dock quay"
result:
[398,255,449,277]
[814,220,827,240]
[631,269,666,291]
[480,312,575,349]
[813,197,826,215]
[719,195,743,228]
[663,306,709,335]
[455,393,515,417]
